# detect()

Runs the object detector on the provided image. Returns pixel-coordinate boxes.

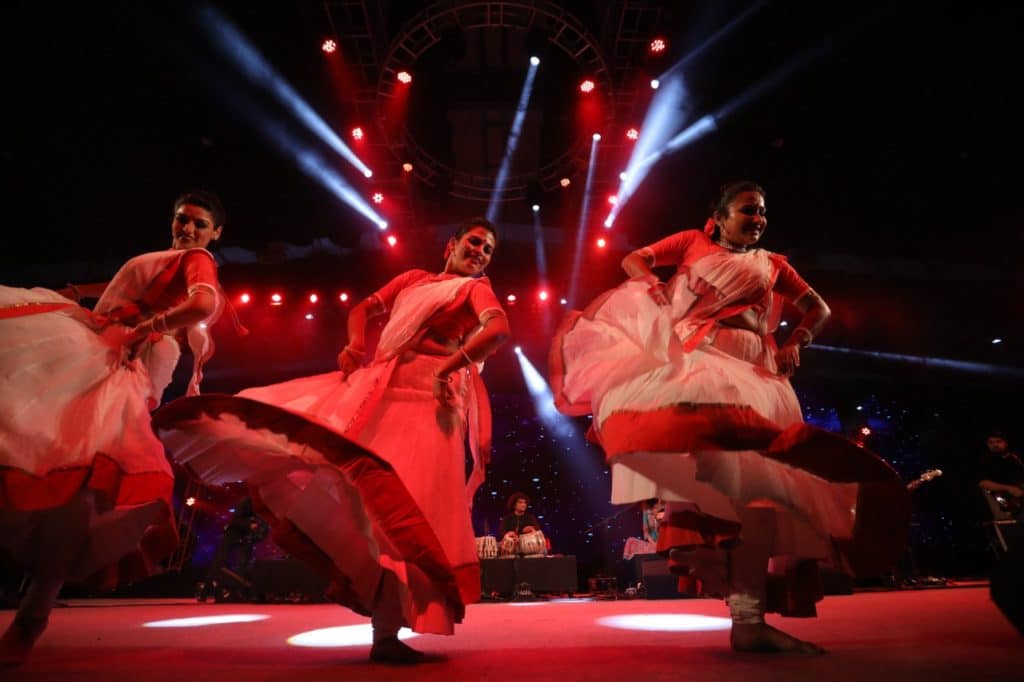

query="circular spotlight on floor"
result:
[144,614,270,628]
[287,624,418,648]
[597,614,731,632]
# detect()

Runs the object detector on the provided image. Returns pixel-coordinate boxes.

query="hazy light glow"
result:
[487,59,540,223]
[598,614,731,632]
[530,56,540,66]
[812,344,1024,378]
[200,7,374,178]
[396,70,412,84]
[144,614,270,628]
[567,135,601,305]
[288,624,418,648]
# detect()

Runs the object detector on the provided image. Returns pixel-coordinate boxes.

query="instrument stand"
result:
[581,505,637,600]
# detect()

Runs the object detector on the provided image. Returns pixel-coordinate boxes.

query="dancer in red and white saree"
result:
[0,191,228,665]
[154,218,509,664]
[552,182,908,653]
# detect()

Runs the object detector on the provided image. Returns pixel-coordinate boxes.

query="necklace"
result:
[715,238,748,253]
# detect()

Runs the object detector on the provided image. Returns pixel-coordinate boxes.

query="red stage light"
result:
[308,293,319,304]
[270,293,283,305]
[322,39,337,54]
[402,162,413,173]
[579,79,595,94]
[351,127,364,141]
[607,194,618,205]
[538,290,549,302]
[339,292,350,303]
[649,38,667,54]
[859,426,872,437]
[597,237,607,249]
[386,234,398,247]
[372,192,384,204]
[396,70,412,84]
[559,177,571,187]
[239,293,251,304]
[506,294,517,303]
[185,496,196,507]
[626,127,639,141]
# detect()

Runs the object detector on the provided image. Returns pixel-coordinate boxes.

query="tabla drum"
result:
[475,535,498,559]
[499,534,517,557]
[518,530,547,557]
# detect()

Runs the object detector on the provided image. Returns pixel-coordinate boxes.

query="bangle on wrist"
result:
[151,313,169,334]
[791,327,813,347]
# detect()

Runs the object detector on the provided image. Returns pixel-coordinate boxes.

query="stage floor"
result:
[3,585,1020,681]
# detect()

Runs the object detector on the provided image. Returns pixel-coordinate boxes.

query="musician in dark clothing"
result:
[977,432,1024,550]
[498,493,541,539]
[978,433,1024,508]
[196,497,268,601]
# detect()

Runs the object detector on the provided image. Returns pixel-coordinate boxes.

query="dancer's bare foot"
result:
[0,616,48,667]
[369,636,425,664]
[730,622,825,654]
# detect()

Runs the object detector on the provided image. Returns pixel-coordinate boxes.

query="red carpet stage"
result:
[3,585,1020,681]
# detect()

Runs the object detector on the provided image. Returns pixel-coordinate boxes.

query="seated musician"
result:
[977,431,1024,542]
[499,492,541,543]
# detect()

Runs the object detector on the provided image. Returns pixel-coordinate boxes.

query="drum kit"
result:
[476,531,548,559]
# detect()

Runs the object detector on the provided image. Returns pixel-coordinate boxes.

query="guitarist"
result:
[978,431,1024,527]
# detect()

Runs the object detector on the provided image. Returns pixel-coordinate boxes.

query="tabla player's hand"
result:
[522,526,536,534]
[504,532,517,541]
[775,342,801,377]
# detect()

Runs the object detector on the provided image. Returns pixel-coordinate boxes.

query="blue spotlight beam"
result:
[606,5,873,227]
[486,60,540,223]
[811,344,1024,378]
[567,137,601,306]
[514,348,581,441]
[532,210,549,282]
[198,5,374,179]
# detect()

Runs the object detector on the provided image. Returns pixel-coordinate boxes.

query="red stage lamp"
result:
[351,127,364,141]
[339,292,350,303]
[185,496,196,507]
[322,39,337,54]
[308,293,319,304]
[372,192,384,204]
[649,38,667,54]
[396,70,412,84]
[607,194,618,205]
[270,293,283,305]
[579,79,595,94]
[402,162,413,173]
[859,426,872,437]
[239,292,251,304]
[559,177,571,187]
[386,234,398,247]
[538,290,549,302]
[626,127,639,141]
[597,237,607,249]
[506,294,517,303]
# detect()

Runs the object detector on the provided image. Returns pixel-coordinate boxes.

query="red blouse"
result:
[641,229,811,301]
